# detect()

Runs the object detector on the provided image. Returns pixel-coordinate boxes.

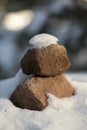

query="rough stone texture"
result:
[10,74,74,111]
[21,44,71,76]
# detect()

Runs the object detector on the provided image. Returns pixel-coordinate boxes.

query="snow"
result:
[0,69,32,98]
[0,73,87,130]
[65,72,87,82]
[29,33,58,49]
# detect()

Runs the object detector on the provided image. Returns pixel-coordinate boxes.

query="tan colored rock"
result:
[21,44,71,76]
[10,74,74,111]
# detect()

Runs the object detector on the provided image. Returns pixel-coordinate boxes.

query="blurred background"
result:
[0,0,87,79]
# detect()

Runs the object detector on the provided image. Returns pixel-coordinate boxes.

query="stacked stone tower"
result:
[10,34,74,110]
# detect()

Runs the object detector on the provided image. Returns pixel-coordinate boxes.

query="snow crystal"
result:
[29,33,58,49]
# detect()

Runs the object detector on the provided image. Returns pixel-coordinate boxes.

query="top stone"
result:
[29,33,58,49]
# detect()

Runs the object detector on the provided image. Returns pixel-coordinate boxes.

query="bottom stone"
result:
[10,74,74,111]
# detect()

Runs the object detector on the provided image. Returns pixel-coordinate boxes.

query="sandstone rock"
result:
[10,74,74,111]
[21,44,70,76]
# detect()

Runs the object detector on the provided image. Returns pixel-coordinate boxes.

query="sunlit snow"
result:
[29,33,58,49]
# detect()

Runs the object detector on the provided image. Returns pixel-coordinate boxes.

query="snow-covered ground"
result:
[0,72,87,130]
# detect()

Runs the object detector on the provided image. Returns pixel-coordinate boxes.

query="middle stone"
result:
[21,44,70,76]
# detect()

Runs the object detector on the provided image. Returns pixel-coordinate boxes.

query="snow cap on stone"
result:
[29,33,58,49]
